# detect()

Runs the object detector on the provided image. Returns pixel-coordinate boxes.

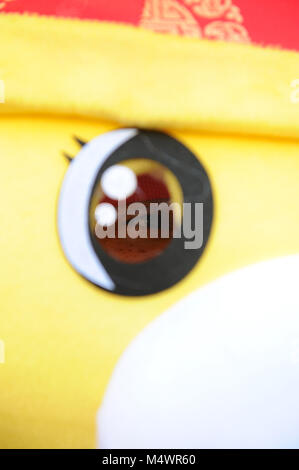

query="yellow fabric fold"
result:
[0,13,299,139]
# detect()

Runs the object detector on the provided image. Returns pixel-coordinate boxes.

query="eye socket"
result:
[58,129,213,296]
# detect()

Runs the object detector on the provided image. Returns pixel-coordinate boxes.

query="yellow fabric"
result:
[0,13,299,139]
[0,14,299,449]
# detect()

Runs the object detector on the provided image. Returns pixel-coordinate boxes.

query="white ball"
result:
[101,165,137,200]
[97,255,299,449]
[94,203,117,227]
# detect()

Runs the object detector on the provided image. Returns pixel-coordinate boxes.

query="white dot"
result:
[101,165,137,200]
[94,203,117,226]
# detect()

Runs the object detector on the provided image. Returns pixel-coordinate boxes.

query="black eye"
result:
[58,129,213,296]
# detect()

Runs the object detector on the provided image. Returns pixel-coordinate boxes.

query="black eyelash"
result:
[63,152,73,163]
[73,136,87,147]
[62,136,87,162]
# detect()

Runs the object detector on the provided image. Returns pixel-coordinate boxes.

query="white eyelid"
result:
[58,128,138,290]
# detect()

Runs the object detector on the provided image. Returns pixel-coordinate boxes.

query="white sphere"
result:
[97,255,299,449]
[94,203,117,227]
[101,165,137,200]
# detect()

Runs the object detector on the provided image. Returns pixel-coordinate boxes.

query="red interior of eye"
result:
[95,172,174,263]
[100,173,170,207]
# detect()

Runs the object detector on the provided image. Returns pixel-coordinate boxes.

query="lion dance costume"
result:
[0,0,299,449]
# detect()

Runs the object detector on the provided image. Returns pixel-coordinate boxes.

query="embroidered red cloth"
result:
[1,0,298,51]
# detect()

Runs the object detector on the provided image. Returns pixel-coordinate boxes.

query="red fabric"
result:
[237,0,299,52]
[1,1,299,51]
[2,0,144,24]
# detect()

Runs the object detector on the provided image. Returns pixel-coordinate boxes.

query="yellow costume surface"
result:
[0,13,299,448]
